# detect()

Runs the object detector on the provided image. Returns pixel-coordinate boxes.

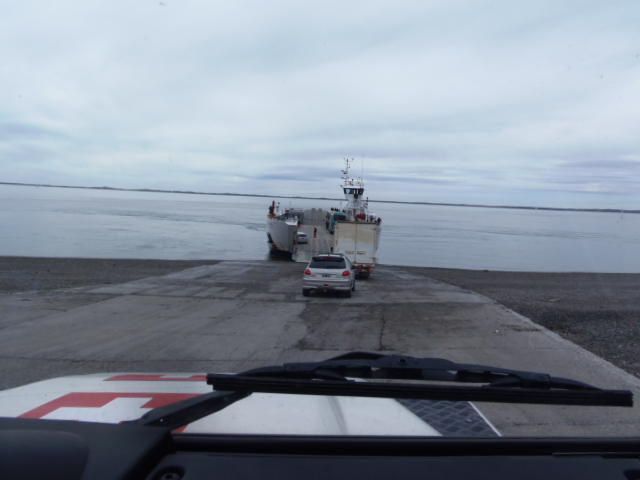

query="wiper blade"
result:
[132,352,632,431]
[206,352,633,407]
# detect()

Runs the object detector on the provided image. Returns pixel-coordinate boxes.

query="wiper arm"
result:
[207,352,633,407]
[127,390,250,431]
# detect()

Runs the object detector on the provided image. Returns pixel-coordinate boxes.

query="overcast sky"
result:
[2,1,639,208]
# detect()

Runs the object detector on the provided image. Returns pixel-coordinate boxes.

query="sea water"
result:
[1,184,639,273]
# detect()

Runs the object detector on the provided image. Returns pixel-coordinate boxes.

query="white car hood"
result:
[0,373,444,436]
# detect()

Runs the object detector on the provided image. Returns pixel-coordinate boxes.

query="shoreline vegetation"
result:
[2,181,636,215]
[1,256,638,379]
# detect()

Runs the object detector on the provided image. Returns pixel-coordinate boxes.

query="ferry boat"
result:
[266,201,305,252]
[266,159,382,256]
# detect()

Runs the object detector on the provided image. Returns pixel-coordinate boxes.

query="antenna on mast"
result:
[342,158,353,178]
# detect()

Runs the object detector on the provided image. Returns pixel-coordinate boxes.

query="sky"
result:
[1,0,639,208]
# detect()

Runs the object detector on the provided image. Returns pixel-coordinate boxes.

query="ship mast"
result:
[341,158,354,183]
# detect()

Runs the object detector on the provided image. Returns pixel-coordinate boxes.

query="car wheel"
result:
[302,289,310,297]
[344,290,352,298]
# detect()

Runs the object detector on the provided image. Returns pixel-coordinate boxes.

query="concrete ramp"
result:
[1,260,639,437]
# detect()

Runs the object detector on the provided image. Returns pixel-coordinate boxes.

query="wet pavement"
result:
[1,260,639,436]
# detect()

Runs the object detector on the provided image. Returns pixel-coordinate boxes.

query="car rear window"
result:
[309,256,346,269]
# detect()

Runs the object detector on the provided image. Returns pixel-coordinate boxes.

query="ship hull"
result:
[267,218,298,253]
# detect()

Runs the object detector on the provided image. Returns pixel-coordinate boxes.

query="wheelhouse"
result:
[343,187,365,196]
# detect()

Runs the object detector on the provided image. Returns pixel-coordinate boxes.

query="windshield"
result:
[1,1,639,439]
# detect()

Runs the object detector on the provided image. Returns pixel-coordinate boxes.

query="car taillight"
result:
[304,269,312,275]
[342,271,351,276]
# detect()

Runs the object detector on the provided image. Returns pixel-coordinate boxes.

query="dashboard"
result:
[2,418,640,480]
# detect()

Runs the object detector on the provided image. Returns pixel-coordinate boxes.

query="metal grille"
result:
[396,399,499,437]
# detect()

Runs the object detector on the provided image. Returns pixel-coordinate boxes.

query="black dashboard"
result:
[2,418,640,480]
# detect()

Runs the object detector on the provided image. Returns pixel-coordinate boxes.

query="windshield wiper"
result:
[207,352,633,407]
[131,352,632,430]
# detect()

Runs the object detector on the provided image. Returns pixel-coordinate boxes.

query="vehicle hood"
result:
[0,373,449,436]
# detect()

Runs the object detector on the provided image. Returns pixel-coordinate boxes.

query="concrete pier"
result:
[1,260,639,436]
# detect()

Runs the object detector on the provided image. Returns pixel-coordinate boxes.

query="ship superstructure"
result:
[328,158,382,277]
[337,158,380,223]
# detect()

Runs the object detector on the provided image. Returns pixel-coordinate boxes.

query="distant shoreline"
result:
[1,181,636,215]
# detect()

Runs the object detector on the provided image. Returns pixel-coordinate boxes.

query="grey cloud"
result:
[532,158,640,195]
[558,159,640,170]
[367,175,459,185]
[0,123,62,142]
[2,144,55,165]
[2,1,640,208]
[252,173,321,182]
[239,165,340,182]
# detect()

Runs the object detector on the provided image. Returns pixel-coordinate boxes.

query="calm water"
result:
[1,184,639,273]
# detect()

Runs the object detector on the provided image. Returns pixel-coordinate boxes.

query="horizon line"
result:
[1,181,637,215]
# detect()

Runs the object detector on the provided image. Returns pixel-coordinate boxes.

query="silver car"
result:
[302,254,355,298]
[296,231,308,244]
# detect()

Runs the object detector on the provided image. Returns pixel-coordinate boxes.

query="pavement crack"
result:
[378,307,386,351]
